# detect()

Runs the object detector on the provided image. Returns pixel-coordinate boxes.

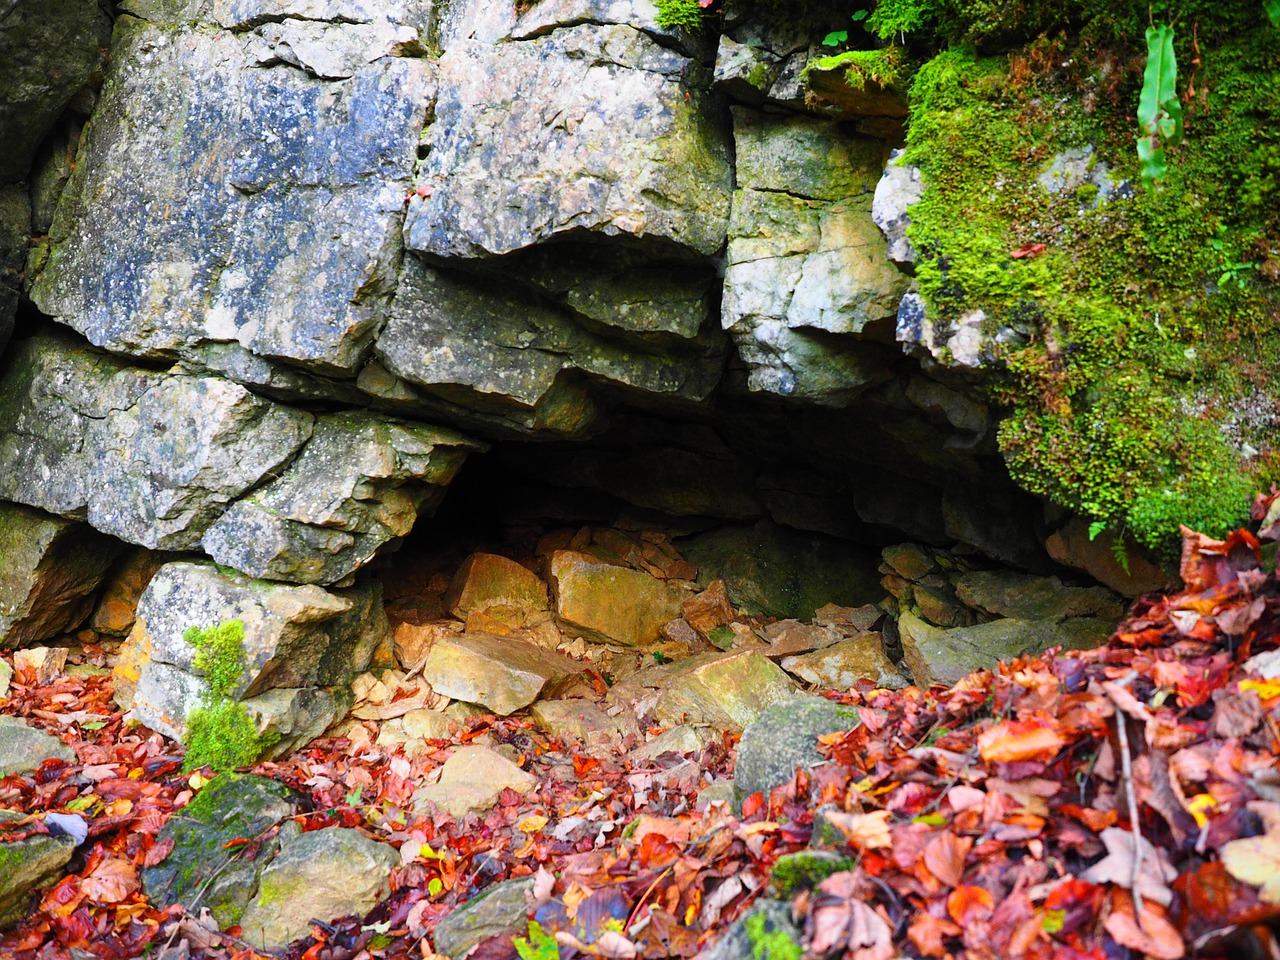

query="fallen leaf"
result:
[946,885,994,925]
[1079,827,1178,906]
[923,831,972,888]
[1220,801,1280,903]
[821,810,892,850]
[1103,889,1184,959]
[81,857,139,904]
[977,719,1066,763]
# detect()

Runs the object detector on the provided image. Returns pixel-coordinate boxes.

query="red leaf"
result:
[1009,242,1047,259]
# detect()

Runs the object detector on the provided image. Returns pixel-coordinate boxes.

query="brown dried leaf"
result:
[1079,827,1177,906]
[81,857,139,904]
[1103,889,1184,959]
[922,831,972,888]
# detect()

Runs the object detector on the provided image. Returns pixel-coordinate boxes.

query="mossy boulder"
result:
[0,810,78,928]
[237,827,397,952]
[142,773,298,928]
[733,698,859,813]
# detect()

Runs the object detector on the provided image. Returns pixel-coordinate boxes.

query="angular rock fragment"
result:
[432,875,537,959]
[550,550,688,647]
[445,553,549,619]
[412,745,538,817]
[781,637,909,691]
[238,827,397,951]
[419,634,579,716]
[0,716,76,776]
[652,651,799,733]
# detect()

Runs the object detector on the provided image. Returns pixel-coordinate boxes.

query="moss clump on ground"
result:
[899,16,1280,557]
[182,620,278,772]
[744,911,802,960]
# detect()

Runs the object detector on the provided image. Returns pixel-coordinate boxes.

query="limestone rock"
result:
[378,260,723,437]
[733,699,858,812]
[0,502,123,648]
[142,774,298,928]
[0,809,77,928]
[952,571,1125,622]
[722,108,908,402]
[872,150,924,265]
[392,620,460,670]
[30,8,433,373]
[529,699,620,744]
[406,13,731,260]
[90,548,162,637]
[630,724,711,763]
[0,0,110,183]
[781,637,909,691]
[653,651,800,734]
[126,562,361,740]
[0,184,26,349]
[203,413,479,584]
[240,686,347,759]
[898,610,1114,688]
[550,551,687,647]
[446,553,549,619]
[412,745,538,817]
[432,875,536,959]
[0,336,314,551]
[0,716,76,776]
[419,634,579,716]
[679,521,882,621]
[238,827,397,951]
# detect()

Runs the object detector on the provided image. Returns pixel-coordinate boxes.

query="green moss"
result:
[745,911,802,960]
[808,45,913,91]
[654,0,705,32]
[768,851,856,897]
[181,619,278,771]
[900,28,1280,556]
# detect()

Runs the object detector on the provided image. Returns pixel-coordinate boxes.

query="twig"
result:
[1107,672,1147,927]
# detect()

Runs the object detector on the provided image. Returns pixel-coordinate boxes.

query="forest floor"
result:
[4,521,1280,960]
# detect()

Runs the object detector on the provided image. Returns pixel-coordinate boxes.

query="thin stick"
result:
[1108,672,1147,927]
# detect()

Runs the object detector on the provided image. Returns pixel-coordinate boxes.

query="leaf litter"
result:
[10,518,1280,957]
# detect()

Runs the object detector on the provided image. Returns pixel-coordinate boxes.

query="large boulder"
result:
[238,827,398,951]
[0,502,123,648]
[29,2,433,373]
[550,550,688,647]
[0,336,313,550]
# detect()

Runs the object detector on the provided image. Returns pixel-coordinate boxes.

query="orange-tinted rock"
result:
[392,620,461,670]
[682,579,734,641]
[444,553,549,619]
[1045,517,1170,597]
[91,548,162,636]
[550,550,688,647]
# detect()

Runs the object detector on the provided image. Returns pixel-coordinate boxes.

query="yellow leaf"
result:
[1186,793,1217,830]
[517,814,549,834]
[1240,678,1280,700]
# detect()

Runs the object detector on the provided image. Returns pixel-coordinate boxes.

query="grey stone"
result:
[871,149,924,265]
[126,562,363,740]
[378,259,723,437]
[202,412,479,584]
[0,0,110,183]
[1037,145,1119,206]
[0,715,77,775]
[631,724,710,763]
[953,571,1124,622]
[142,773,299,928]
[0,809,77,927]
[406,13,731,259]
[898,609,1115,688]
[432,876,536,959]
[238,827,397,951]
[722,109,909,403]
[0,336,314,551]
[529,699,621,743]
[240,686,347,759]
[733,699,858,812]
[0,502,123,648]
[30,8,432,373]
[0,184,27,350]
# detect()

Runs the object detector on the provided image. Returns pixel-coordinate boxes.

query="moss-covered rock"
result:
[0,810,77,928]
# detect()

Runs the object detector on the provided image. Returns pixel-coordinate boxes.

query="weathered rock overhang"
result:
[0,0,1155,664]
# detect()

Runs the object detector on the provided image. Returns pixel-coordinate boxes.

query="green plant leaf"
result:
[1088,520,1108,542]
[1136,24,1181,186]
[822,30,848,46]
[514,922,561,960]
[851,9,869,21]
[428,877,443,896]
[1266,0,1280,28]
